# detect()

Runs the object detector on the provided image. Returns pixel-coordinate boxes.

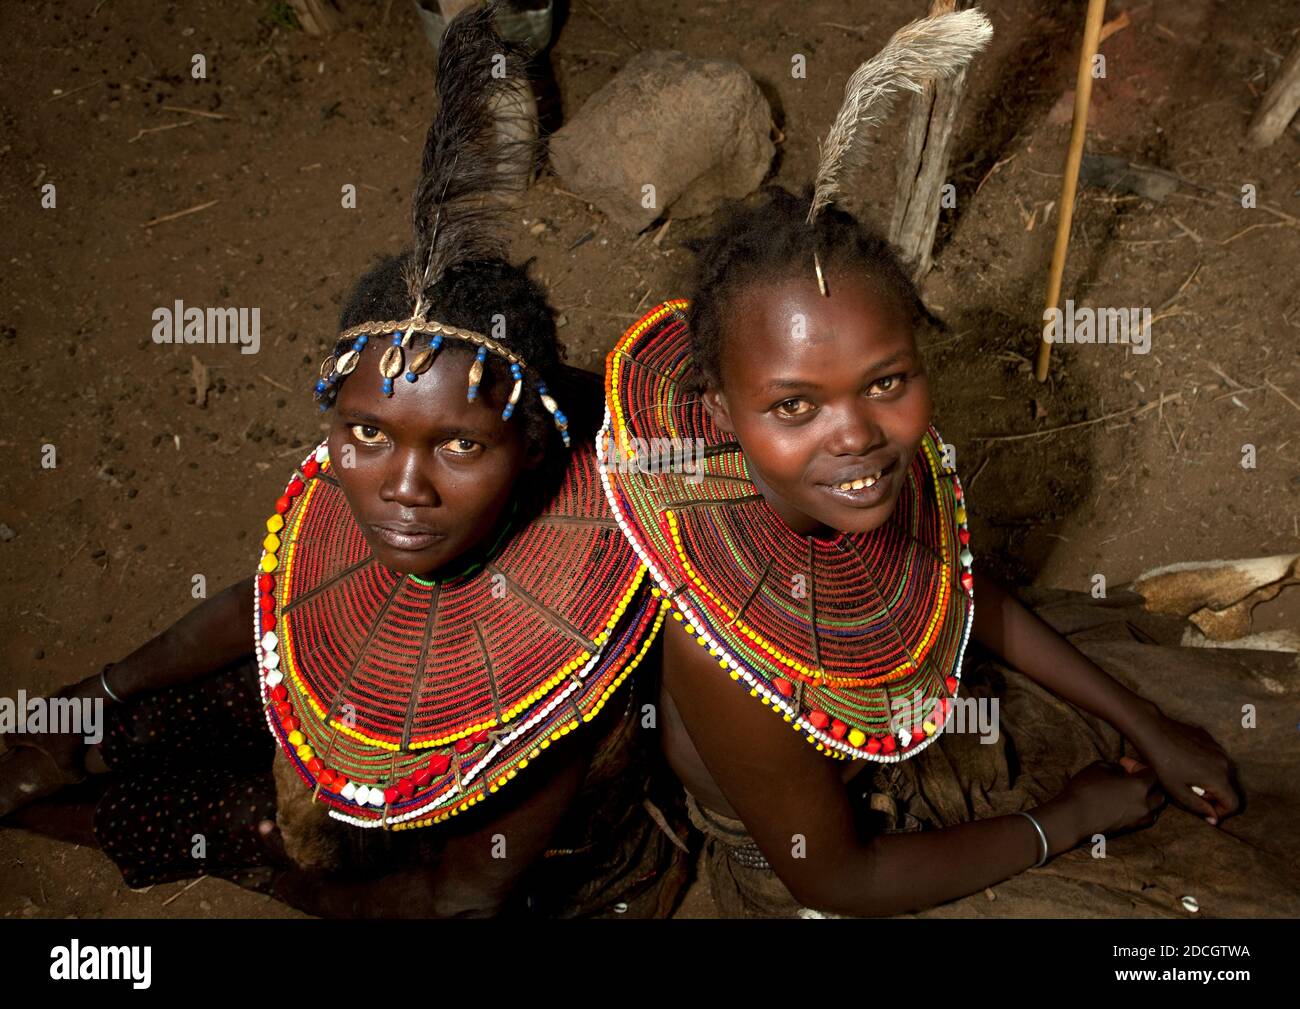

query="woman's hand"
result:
[1056,758,1167,839]
[1130,713,1239,826]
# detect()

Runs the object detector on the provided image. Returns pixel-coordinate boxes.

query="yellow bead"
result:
[260,553,278,573]
[296,744,313,760]
[924,720,936,735]
[955,505,967,524]
[263,532,281,553]
[287,730,304,746]
[266,514,285,534]
[848,729,866,747]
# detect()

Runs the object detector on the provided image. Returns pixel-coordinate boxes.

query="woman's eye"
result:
[350,424,387,444]
[445,438,481,456]
[868,374,906,396]
[774,398,813,418]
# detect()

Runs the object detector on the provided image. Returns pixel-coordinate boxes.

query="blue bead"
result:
[501,405,514,420]
[405,372,417,383]
[467,386,479,402]
[355,335,368,348]
[315,380,327,393]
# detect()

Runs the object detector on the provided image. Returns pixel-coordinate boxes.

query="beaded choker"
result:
[253,438,666,828]
[599,302,975,763]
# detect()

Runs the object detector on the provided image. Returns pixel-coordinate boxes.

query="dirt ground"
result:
[1,0,1297,919]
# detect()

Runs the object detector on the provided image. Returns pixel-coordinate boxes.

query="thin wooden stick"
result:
[140,199,219,228]
[974,391,1181,443]
[1035,0,1108,383]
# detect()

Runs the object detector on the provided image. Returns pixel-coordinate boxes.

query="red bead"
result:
[259,595,275,613]
[302,459,319,479]
[866,737,882,755]
[274,701,292,718]
[427,754,452,775]
[772,677,794,698]
[958,527,970,545]
[397,778,416,799]
[383,786,399,804]
[307,757,324,775]
[275,495,291,514]
[271,684,288,702]
[286,478,305,497]
[470,729,490,745]
[318,769,336,787]
[961,572,974,592]
[830,720,848,740]
[413,767,433,787]
[945,676,958,693]
[953,483,963,500]
[454,738,472,754]
[808,710,829,729]
[258,574,274,593]
[332,775,348,791]
[881,735,897,754]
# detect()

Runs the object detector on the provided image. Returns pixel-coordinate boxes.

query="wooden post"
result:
[1035,0,1107,384]
[1247,37,1300,147]
[289,0,344,36]
[890,0,973,282]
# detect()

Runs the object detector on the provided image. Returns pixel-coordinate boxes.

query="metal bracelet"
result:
[1016,810,1050,868]
[100,663,126,705]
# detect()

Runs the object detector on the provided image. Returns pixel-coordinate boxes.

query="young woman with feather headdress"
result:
[598,7,1272,917]
[0,4,689,919]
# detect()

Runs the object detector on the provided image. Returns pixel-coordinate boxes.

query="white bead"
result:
[370,790,385,808]
[262,649,281,670]
[264,669,284,688]
[353,785,371,805]
[315,444,329,463]
[341,782,357,800]
[261,631,278,652]
[898,727,913,748]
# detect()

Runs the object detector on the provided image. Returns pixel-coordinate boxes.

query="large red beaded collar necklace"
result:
[599,301,975,764]
[253,438,667,829]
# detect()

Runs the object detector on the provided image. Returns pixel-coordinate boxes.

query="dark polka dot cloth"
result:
[92,657,281,890]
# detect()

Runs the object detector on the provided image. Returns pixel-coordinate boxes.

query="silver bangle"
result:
[1016,811,1049,868]
[100,663,126,705]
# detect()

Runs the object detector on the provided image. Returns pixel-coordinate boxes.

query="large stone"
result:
[550,50,774,231]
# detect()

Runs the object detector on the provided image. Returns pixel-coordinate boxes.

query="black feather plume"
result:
[405,3,535,319]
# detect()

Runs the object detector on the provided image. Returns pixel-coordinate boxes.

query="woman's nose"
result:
[825,401,885,457]
[379,449,439,509]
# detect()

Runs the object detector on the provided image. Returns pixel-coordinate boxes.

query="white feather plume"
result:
[808,7,994,224]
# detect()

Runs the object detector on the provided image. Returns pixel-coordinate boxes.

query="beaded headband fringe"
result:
[313,318,570,446]
[310,4,570,447]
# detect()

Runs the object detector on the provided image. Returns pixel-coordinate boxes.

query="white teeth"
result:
[836,470,882,492]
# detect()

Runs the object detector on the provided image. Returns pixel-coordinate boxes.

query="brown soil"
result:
[2,0,1296,919]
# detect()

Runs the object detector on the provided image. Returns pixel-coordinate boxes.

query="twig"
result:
[578,0,642,53]
[1205,361,1244,390]
[1156,263,1200,312]
[128,120,196,143]
[1265,378,1300,413]
[48,80,103,102]
[652,218,672,246]
[260,374,292,393]
[974,392,1181,443]
[1219,221,1287,245]
[975,152,1017,196]
[161,875,207,907]
[1168,215,1204,244]
[966,455,991,490]
[162,105,230,120]
[140,200,219,228]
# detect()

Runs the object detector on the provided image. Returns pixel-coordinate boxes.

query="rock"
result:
[550,50,773,231]
[0,523,15,542]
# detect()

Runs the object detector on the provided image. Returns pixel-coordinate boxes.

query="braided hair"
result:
[687,186,927,389]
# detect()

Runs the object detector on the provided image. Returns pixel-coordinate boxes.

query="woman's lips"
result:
[371,524,446,552]
[818,459,896,508]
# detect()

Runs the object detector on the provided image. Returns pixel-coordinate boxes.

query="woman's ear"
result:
[702,386,736,436]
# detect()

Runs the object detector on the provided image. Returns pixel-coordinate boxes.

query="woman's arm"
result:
[971,572,1238,823]
[971,573,1161,740]
[663,617,1096,917]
